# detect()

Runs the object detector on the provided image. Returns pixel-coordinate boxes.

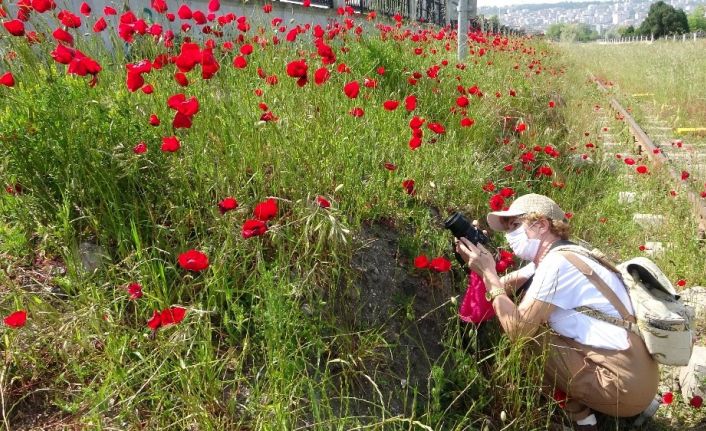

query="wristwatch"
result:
[485,287,506,302]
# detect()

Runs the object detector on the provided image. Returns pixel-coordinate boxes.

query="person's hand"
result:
[454,237,496,276]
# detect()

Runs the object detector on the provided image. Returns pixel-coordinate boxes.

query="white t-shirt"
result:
[519,251,634,350]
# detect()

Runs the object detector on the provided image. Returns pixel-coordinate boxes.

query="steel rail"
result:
[590,74,706,240]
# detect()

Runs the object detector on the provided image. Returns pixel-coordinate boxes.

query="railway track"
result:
[591,74,706,241]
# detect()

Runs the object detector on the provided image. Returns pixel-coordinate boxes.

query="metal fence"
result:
[417,0,447,26]
[346,0,410,17]
[597,32,705,44]
[345,0,447,26]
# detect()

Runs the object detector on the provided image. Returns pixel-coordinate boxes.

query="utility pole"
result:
[457,0,477,61]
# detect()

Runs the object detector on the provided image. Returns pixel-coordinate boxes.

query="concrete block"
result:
[679,345,706,402]
[680,286,706,319]
[644,241,666,258]
[633,213,665,228]
[619,192,637,204]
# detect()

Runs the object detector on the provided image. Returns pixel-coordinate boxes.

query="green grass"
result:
[1,9,705,430]
[558,40,706,130]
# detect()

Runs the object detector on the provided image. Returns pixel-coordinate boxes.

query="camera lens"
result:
[444,212,472,240]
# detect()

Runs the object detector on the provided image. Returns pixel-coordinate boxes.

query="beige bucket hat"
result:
[486,193,567,232]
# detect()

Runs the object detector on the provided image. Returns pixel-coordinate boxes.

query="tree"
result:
[688,5,706,32]
[545,23,598,42]
[618,25,636,37]
[488,15,501,33]
[639,1,689,38]
[546,23,563,41]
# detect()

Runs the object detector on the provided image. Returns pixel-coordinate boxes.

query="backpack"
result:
[551,244,694,366]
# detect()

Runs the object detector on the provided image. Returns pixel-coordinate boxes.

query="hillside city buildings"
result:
[478,0,704,34]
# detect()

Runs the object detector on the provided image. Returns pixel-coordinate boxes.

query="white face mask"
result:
[505,223,541,261]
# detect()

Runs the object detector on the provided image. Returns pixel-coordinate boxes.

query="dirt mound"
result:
[327,220,464,418]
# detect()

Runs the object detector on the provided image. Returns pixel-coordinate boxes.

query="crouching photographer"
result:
[452,193,659,430]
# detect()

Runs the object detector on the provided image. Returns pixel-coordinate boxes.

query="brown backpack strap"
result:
[558,251,636,323]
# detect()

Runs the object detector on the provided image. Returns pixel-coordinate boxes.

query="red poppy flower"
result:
[91,17,107,32]
[177,4,192,19]
[53,27,74,45]
[79,2,91,15]
[414,255,429,269]
[482,181,495,193]
[208,0,220,12]
[286,59,308,80]
[3,310,27,328]
[172,112,192,129]
[104,6,117,14]
[343,81,359,99]
[553,389,567,408]
[349,107,364,117]
[262,3,272,13]
[681,170,690,180]
[127,282,143,300]
[167,94,199,116]
[496,260,509,272]
[384,162,397,171]
[152,0,168,13]
[4,20,26,37]
[456,96,469,107]
[376,66,385,75]
[661,392,673,405]
[623,157,635,165]
[636,165,649,174]
[427,122,445,134]
[363,78,378,88]
[58,10,82,28]
[503,164,513,172]
[489,194,505,211]
[233,55,247,69]
[677,279,686,287]
[242,219,268,238]
[314,67,330,85]
[0,72,14,87]
[160,306,186,326]
[460,117,474,127]
[499,250,514,262]
[147,310,161,330]
[149,114,160,126]
[133,142,147,154]
[31,0,56,13]
[177,249,209,272]
[316,196,331,208]
[430,257,451,272]
[161,136,180,152]
[690,395,703,409]
[383,100,399,111]
[218,197,238,214]
[515,122,527,133]
[253,198,278,221]
[538,165,553,177]
[499,187,514,198]
[402,179,415,195]
[405,94,417,111]
[408,136,421,150]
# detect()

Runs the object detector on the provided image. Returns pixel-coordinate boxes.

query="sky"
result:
[477,0,597,6]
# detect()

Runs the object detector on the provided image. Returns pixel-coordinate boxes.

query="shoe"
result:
[632,395,661,427]
[548,422,597,431]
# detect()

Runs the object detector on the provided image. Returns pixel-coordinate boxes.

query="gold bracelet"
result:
[485,288,506,302]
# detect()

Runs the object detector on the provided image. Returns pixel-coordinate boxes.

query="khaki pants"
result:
[539,330,659,420]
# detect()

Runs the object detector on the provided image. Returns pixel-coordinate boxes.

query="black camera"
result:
[444,212,489,245]
[444,212,489,266]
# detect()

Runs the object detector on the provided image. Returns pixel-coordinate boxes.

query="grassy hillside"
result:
[1,6,705,429]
